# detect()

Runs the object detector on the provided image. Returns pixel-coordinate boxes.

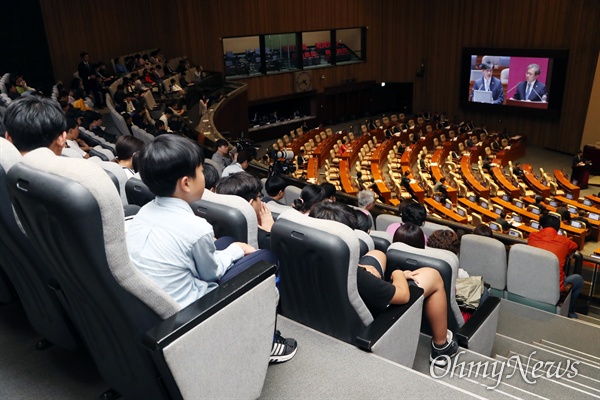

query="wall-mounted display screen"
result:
[460,48,568,116]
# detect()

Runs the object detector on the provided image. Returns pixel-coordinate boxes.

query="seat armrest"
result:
[457,296,501,356]
[142,261,278,399]
[558,282,573,309]
[142,261,276,349]
[355,285,423,351]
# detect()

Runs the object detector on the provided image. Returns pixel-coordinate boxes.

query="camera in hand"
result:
[267,149,296,177]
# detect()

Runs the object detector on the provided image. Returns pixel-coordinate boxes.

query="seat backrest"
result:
[109,107,131,136]
[89,158,129,205]
[386,242,464,332]
[7,148,180,399]
[125,177,155,207]
[500,68,509,84]
[375,213,401,231]
[191,190,259,248]
[422,220,453,237]
[266,201,294,220]
[271,210,373,343]
[283,185,302,206]
[0,139,79,347]
[507,244,560,308]
[354,228,374,255]
[369,230,393,252]
[131,124,155,144]
[460,234,507,293]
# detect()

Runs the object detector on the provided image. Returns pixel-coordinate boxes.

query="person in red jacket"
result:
[527,214,583,318]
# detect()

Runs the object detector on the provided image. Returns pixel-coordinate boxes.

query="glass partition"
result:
[265,33,297,73]
[223,27,365,79]
[223,36,260,78]
[336,28,363,64]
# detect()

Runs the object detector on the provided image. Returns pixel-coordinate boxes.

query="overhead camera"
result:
[267,149,296,177]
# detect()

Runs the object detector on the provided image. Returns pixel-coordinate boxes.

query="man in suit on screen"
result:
[512,63,547,102]
[470,62,504,104]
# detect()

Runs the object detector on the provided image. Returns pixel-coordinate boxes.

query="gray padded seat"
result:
[506,244,571,316]
[89,157,129,206]
[354,228,374,256]
[266,201,294,220]
[0,138,79,349]
[460,234,508,297]
[375,214,452,237]
[369,230,393,252]
[283,185,302,206]
[191,189,259,249]
[386,242,501,357]
[125,177,155,208]
[131,124,155,144]
[108,101,131,136]
[271,209,424,368]
[7,148,278,399]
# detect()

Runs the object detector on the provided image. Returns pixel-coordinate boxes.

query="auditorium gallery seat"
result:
[506,244,572,316]
[125,177,155,207]
[7,148,279,399]
[0,139,79,350]
[386,243,501,357]
[459,234,507,298]
[271,210,424,367]
[191,189,259,249]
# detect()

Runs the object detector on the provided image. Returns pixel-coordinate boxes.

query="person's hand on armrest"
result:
[234,242,256,255]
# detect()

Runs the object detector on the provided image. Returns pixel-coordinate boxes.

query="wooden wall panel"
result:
[39,0,599,153]
[39,0,171,84]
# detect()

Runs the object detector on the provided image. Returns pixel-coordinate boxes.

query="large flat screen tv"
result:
[460,48,568,116]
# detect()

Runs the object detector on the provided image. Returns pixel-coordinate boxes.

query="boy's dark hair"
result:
[66,117,79,131]
[539,214,561,231]
[138,135,204,197]
[155,120,165,129]
[215,172,261,202]
[4,96,66,152]
[215,139,228,148]
[310,201,358,229]
[236,150,250,164]
[354,209,371,233]
[320,182,336,199]
[402,201,427,226]
[202,163,220,190]
[265,174,286,196]
[115,135,145,161]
